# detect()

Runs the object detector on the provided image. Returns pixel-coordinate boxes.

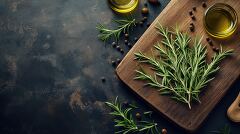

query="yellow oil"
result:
[204,7,237,38]
[108,0,138,13]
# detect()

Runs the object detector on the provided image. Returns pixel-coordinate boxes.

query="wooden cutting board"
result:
[116,0,240,132]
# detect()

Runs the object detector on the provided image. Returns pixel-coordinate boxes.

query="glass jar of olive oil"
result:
[108,0,139,13]
[204,3,238,39]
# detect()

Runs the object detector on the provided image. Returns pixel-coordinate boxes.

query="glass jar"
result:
[108,0,139,13]
[204,3,238,39]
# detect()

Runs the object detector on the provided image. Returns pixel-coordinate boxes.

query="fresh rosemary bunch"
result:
[96,19,136,42]
[134,23,232,109]
[105,97,160,134]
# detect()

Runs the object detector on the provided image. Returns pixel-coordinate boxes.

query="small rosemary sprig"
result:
[96,19,136,42]
[105,97,160,134]
[134,23,233,109]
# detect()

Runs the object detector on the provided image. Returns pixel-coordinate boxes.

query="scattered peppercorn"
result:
[134,37,138,42]
[189,10,193,16]
[208,40,213,46]
[120,49,124,54]
[124,40,128,45]
[206,37,210,42]
[192,7,197,11]
[112,42,116,48]
[116,45,121,51]
[124,33,129,38]
[161,128,167,134]
[147,23,151,27]
[189,24,194,32]
[111,61,116,66]
[141,7,149,14]
[116,58,122,64]
[190,27,194,32]
[127,43,132,48]
[101,77,106,83]
[191,15,196,21]
[213,47,220,53]
[135,113,142,120]
[212,46,219,52]
[139,21,143,26]
[202,2,207,8]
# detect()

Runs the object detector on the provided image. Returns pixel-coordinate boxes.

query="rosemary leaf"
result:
[134,23,233,109]
[96,19,136,42]
[105,97,160,134]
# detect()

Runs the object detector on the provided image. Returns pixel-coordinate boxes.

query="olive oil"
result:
[108,0,138,13]
[204,3,237,39]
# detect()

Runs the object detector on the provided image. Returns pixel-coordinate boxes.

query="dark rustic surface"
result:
[0,0,239,134]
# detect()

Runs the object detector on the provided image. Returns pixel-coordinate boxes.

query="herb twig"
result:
[105,97,160,134]
[96,19,136,42]
[134,23,233,109]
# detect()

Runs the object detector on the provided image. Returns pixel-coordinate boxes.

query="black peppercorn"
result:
[135,113,141,120]
[111,61,116,66]
[116,45,121,51]
[202,2,207,8]
[124,39,128,44]
[134,37,138,42]
[208,40,213,46]
[120,49,124,54]
[214,47,220,53]
[192,7,197,11]
[189,24,194,32]
[127,43,132,48]
[189,10,193,16]
[147,23,151,27]
[212,46,219,52]
[116,58,122,64]
[112,42,116,48]
[101,77,106,83]
[191,15,196,21]
[206,37,210,42]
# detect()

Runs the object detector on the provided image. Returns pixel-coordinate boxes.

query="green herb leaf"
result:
[105,97,160,134]
[134,22,233,109]
[96,19,136,42]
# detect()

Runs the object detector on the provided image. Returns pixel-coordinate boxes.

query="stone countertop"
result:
[0,0,239,134]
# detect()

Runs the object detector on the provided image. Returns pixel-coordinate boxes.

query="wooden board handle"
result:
[227,92,240,122]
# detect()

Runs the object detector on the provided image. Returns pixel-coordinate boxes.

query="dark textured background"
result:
[0,0,239,133]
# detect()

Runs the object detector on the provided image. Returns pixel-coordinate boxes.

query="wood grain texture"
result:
[116,0,240,132]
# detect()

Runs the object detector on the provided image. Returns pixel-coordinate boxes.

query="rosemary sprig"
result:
[96,19,136,42]
[105,97,160,134]
[134,23,233,109]
[210,125,231,134]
